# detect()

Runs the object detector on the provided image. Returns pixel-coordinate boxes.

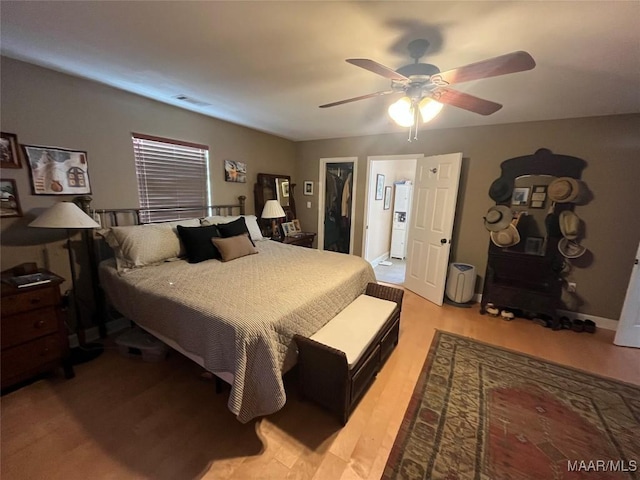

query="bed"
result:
[89,198,376,423]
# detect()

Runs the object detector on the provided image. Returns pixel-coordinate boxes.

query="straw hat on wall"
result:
[483,205,513,232]
[548,177,587,203]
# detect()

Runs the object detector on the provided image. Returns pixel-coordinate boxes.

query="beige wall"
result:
[2,56,638,321]
[295,114,640,320]
[1,57,296,322]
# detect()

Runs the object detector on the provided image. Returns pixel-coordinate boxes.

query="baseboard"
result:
[370,252,390,268]
[68,316,131,348]
[471,294,617,331]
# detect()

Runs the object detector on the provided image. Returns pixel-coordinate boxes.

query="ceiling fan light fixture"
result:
[418,97,443,123]
[388,96,415,127]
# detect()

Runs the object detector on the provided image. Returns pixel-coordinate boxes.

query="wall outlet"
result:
[568,282,577,293]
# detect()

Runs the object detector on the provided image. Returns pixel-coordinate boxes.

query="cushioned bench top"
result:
[310,294,397,368]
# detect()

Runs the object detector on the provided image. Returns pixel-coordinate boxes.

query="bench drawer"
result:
[380,317,400,362]
[350,344,380,405]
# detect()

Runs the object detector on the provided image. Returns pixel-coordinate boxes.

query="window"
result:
[132,133,211,223]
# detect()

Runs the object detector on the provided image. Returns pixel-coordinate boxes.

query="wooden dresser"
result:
[280,232,316,248]
[1,269,74,389]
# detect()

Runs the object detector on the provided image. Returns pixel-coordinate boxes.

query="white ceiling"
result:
[1,1,639,142]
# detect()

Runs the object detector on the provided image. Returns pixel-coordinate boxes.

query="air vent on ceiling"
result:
[172,94,212,107]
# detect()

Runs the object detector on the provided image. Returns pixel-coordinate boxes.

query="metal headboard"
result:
[74,195,247,228]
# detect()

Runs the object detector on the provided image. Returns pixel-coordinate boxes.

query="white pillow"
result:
[201,215,265,242]
[100,218,200,272]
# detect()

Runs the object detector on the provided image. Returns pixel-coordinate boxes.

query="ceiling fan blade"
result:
[434,88,502,115]
[346,59,410,82]
[430,51,535,86]
[319,90,397,108]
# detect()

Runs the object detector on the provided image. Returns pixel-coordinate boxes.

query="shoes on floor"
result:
[486,303,499,316]
[559,316,572,330]
[501,310,515,321]
[572,319,585,332]
[584,319,596,333]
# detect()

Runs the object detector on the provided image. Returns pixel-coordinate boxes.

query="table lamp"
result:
[29,201,103,363]
[261,199,286,240]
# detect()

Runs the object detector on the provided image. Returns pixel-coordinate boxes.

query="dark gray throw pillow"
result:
[216,217,255,246]
[176,224,221,263]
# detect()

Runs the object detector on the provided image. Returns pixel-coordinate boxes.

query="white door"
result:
[404,153,463,305]
[614,242,640,348]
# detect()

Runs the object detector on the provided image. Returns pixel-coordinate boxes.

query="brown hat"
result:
[484,205,513,232]
[548,177,587,203]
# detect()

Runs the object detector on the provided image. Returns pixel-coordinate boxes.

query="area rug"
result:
[382,331,640,480]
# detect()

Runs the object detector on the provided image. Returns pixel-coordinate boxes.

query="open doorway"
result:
[318,157,357,254]
[363,154,420,285]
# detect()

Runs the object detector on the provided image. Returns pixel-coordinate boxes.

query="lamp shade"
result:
[388,97,415,127]
[29,202,100,229]
[261,199,286,219]
[418,97,443,123]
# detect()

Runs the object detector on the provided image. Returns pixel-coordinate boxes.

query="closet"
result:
[324,163,353,253]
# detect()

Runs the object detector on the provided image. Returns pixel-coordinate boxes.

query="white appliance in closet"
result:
[390,183,412,259]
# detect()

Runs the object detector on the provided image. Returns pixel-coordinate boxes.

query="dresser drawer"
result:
[1,307,60,349]
[1,334,62,385]
[1,287,59,316]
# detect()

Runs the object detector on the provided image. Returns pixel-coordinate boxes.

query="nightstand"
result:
[1,268,74,390]
[277,232,317,248]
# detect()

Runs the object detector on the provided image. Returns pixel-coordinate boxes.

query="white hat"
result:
[559,210,581,240]
[490,223,521,248]
[484,205,513,232]
[558,238,586,258]
[548,177,587,204]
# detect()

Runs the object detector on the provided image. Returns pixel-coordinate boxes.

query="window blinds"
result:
[132,134,210,223]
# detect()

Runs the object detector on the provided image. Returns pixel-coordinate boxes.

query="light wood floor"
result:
[2,289,639,480]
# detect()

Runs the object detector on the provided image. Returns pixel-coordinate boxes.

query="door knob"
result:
[440,238,447,244]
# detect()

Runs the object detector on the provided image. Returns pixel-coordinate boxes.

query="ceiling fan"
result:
[320,39,535,136]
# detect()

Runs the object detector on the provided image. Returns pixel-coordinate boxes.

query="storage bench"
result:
[294,283,403,424]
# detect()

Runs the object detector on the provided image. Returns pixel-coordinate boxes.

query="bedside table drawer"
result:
[1,308,60,349]
[1,288,58,316]
[1,334,62,385]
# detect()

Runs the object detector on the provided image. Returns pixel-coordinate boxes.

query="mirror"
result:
[254,173,296,236]
[275,178,290,208]
[507,174,555,256]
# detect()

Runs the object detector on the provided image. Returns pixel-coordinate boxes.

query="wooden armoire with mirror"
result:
[480,149,588,327]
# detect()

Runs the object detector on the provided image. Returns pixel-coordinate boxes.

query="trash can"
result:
[445,263,476,304]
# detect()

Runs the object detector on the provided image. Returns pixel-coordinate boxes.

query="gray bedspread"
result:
[99,240,376,422]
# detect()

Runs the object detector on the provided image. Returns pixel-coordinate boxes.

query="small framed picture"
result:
[376,174,385,200]
[303,181,313,196]
[224,159,247,183]
[530,185,547,208]
[282,222,291,237]
[292,219,301,233]
[0,179,23,217]
[384,186,392,210]
[511,187,530,206]
[1,132,22,169]
[525,236,544,255]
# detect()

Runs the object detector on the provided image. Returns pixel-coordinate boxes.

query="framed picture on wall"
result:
[376,174,385,200]
[303,181,313,196]
[0,179,23,217]
[224,159,247,183]
[23,145,91,195]
[1,132,22,169]
[384,186,392,210]
[511,187,530,206]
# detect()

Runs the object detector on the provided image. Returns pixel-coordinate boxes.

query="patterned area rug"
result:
[382,331,640,480]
